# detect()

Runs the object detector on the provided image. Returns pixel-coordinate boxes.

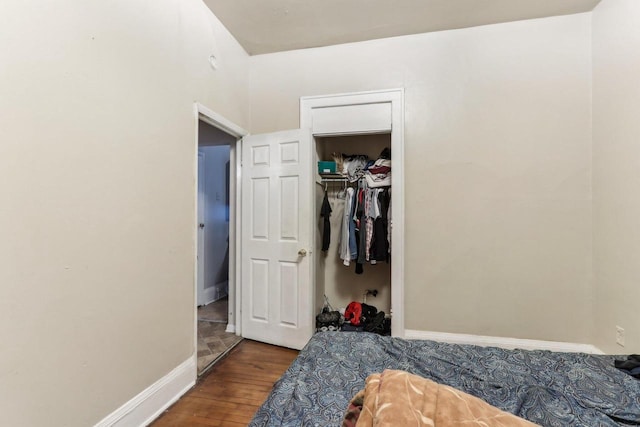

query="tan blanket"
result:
[354,370,539,426]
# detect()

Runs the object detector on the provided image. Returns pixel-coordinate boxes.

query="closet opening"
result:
[314,133,392,334]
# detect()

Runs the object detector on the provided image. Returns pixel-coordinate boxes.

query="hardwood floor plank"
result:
[154,412,245,426]
[190,383,278,405]
[164,397,254,424]
[207,370,286,385]
[152,340,299,427]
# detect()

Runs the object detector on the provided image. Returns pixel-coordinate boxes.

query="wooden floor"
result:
[151,340,299,426]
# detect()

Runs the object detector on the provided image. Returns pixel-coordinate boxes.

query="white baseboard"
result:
[225,323,236,333]
[95,356,196,427]
[201,282,228,306]
[404,329,603,354]
[201,286,218,306]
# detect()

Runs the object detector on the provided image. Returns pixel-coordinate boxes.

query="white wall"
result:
[249,13,594,344]
[592,0,640,353]
[0,0,248,425]
[2,1,629,423]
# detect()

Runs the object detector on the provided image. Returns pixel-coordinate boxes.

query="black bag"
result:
[360,303,378,324]
[364,311,391,335]
[316,308,341,331]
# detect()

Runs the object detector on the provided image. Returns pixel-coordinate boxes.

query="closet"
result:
[240,89,404,350]
[314,133,392,324]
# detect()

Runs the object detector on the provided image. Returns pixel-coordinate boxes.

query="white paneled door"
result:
[241,130,312,350]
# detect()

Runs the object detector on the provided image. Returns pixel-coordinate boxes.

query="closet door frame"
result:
[300,88,405,338]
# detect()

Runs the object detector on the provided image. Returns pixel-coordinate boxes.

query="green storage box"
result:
[318,161,337,174]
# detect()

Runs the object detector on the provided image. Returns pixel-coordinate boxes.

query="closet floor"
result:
[197,298,242,375]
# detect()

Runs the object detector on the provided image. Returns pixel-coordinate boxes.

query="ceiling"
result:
[203,0,601,55]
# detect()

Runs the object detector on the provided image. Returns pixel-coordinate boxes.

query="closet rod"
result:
[319,177,349,182]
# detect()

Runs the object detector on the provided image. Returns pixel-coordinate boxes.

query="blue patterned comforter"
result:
[250,332,640,427]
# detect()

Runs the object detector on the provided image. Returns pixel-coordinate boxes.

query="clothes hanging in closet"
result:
[340,187,357,265]
[320,190,332,251]
[336,147,392,273]
[370,188,390,263]
[338,182,390,273]
[355,180,366,274]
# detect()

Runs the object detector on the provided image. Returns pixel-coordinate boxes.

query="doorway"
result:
[301,88,405,338]
[196,115,244,375]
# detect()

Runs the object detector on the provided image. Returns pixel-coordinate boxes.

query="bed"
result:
[249,331,640,426]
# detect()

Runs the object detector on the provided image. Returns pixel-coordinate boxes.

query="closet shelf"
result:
[318,174,349,183]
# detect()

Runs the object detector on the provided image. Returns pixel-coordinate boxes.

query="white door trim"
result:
[197,150,206,307]
[193,103,248,361]
[300,88,405,338]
